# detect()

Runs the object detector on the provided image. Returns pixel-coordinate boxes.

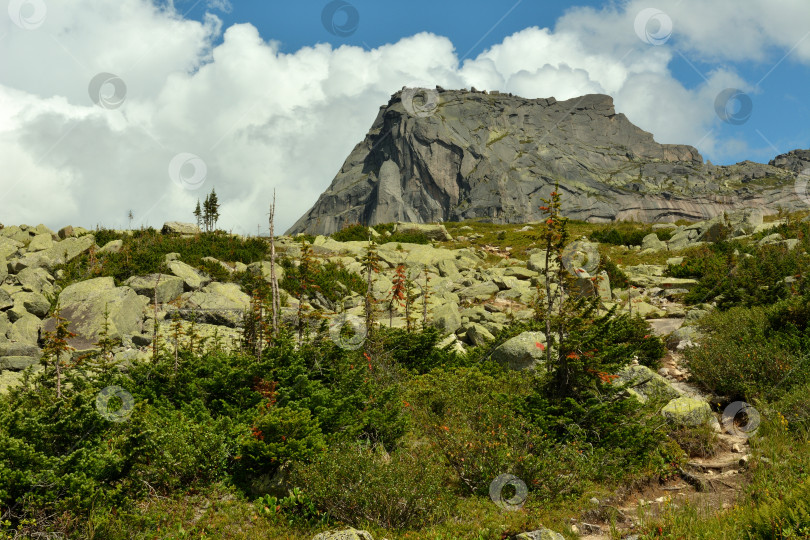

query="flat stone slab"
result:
[647,318,684,337]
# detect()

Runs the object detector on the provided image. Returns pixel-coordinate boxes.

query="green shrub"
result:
[292,440,456,529]
[600,257,629,289]
[129,403,232,494]
[55,229,268,288]
[744,480,810,539]
[280,258,365,303]
[589,224,672,246]
[236,405,326,487]
[331,223,371,242]
[680,240,810,308]
[685,297,810,401]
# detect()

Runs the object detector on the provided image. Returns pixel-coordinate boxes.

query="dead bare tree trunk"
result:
[268,190,280,336]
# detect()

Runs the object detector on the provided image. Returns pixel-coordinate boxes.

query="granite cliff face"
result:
[288,88,807,235]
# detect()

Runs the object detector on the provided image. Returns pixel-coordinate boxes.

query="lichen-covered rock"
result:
[430,302,462,335]
[642,233,668,252]
[312,528,375,540]
[15,267,55,296]
[617,364,681,403]
[162,222,201,235]
[27,233,53,252]
[168,260,211,291]
[465,322,494,346]
[12,291,50,318]
[7,314,41,344]
[492,331,547,370]
[125,274,184,303]
[175,282,251,327]
[98,239,124,254]
[48,277,147,349]
[246,261,286,285]
[662,396,713,426]
[516,528,565,540]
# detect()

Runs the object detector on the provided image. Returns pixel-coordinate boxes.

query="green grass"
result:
[55,228,268,289]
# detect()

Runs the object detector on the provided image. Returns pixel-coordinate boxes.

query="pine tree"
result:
[193,200,202,229]
[296,238,319,345]
[41,308,77,399]
[361,240,381,336]
[208,188,220,230]
[169,311,185,373]
[389,264,407,327]
[87,304,118,379]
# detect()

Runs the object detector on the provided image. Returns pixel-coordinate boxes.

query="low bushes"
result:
[685,295,810,401]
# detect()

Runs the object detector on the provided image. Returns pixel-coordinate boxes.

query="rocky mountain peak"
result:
[288,87,805,236]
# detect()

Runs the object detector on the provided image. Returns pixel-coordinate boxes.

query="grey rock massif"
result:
[288,88,808,235]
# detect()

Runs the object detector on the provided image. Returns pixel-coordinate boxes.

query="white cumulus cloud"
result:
[0,0,806,233]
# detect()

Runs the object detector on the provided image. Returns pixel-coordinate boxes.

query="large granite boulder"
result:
[15,267,55,296]
[662,396,713,426]
[161,222,201,235]
[245,261,286,285]
[11,291,50,318]
[492,331,547,370]
[168,260,211,291]
[47,277,147,349]
[430,302,462,335]
[124,274,184,303]
[175,282,251,327]
[8,235,95,273]
[617,364,681,403]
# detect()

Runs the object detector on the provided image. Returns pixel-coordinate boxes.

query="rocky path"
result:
[571,321,752,539]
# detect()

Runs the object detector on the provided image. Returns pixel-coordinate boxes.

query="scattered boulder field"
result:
[0,211,793,392]
[2,209,803,539]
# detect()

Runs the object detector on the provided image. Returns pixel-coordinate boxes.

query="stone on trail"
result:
[617,364,681,403]
[312,528,375,540]
[662,396,713,426]
[516,529,565,540]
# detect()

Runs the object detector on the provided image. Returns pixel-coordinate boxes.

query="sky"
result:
[1,0,809,235]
